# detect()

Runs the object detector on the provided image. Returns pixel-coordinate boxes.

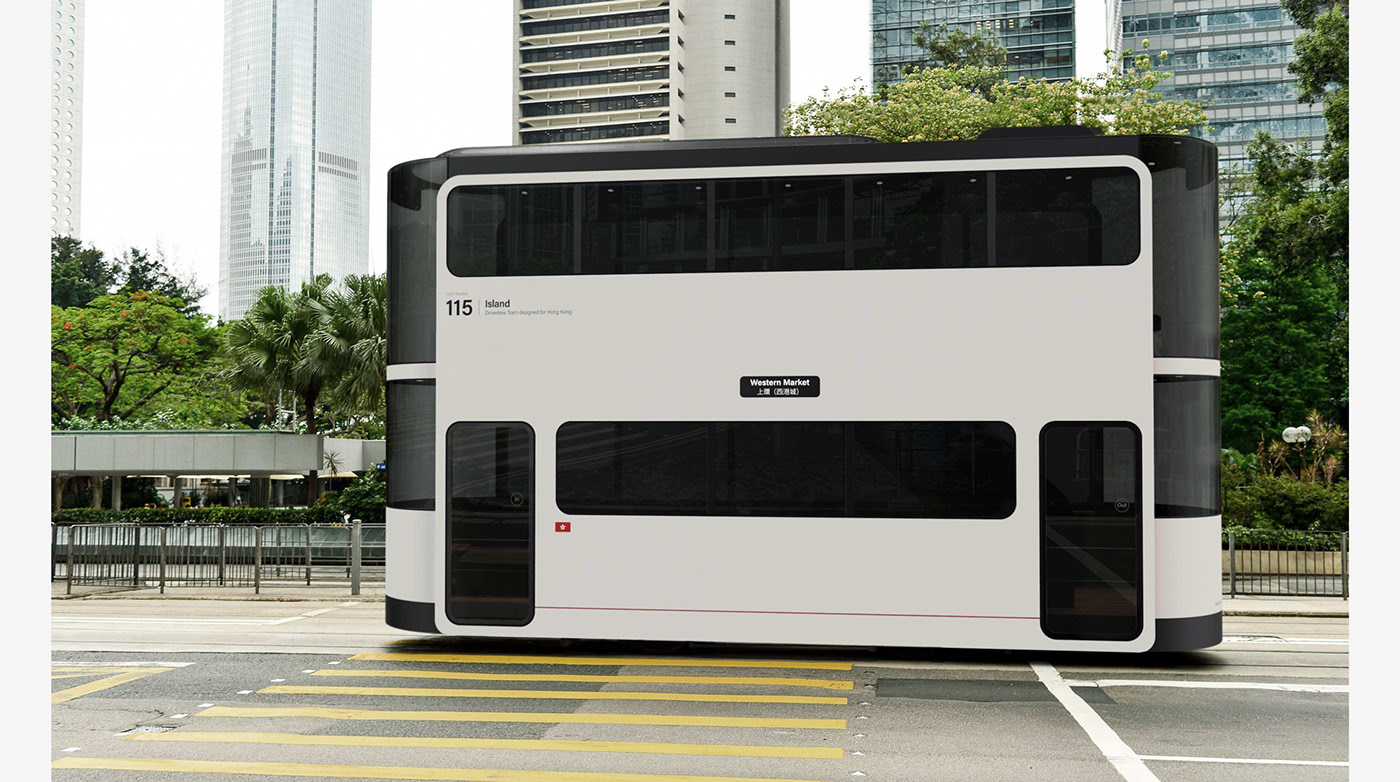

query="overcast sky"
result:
[79,1,870,315]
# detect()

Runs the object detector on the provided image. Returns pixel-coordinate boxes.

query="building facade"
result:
[872,1,1118,88]
[51,0,84,237]
[219,0,372,322]
[1119,1,1326,176]
[513,0,790,145]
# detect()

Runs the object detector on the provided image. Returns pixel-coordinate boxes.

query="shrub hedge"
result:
[52,507,352,526]
[1222,526,1345,550]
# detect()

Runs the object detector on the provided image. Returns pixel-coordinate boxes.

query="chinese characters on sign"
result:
[739,376,821,398]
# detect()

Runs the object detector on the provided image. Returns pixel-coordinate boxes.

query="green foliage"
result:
[902,23,1008,95]
[1219,245,1340,452]
[52,506,347,526]
[115,246,207,313]
[786,51,1207,142]
[317,471,386,524]
[1222,4,1348,441]
[51,292,221,424]
[1223,526,1344,550]
[51,236,117,308]
[1222,476,1348,532]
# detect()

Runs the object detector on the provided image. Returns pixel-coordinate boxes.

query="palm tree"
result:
[315,273,387,416]
[224,275,337,504]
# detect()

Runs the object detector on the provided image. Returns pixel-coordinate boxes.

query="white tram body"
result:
[386,130,1222,653]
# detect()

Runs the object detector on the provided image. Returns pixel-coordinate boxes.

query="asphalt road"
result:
[51,601,1349,781]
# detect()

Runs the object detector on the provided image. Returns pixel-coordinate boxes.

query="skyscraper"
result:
[1118,1,1326,178]
[872,1,1118,89]
[512,0,790,145]
[219,0,372,322]
[50,0,84,237]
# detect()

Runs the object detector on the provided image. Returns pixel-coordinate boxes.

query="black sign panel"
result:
[740,376,820,398]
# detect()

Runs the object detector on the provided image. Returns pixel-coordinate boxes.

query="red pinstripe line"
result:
[537,606,1036,620]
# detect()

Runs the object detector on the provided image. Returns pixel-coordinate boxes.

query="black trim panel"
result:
[385,596,439,634]
[1150,612,1223,651]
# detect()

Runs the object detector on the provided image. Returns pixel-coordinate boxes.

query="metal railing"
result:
[54,523,384,594]
[1225,529,1349,598]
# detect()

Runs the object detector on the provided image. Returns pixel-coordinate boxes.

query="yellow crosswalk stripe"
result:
[126,731,844,759]
[313,668,855,690]
[259,684,846,705]
[52,757,834,781]
[350,653,852,671]
[196,705,847,730]
[51,668,170,704]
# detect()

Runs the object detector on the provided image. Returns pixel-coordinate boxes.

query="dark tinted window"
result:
[556,422,708,514]
[1145,138,1219,359]
[446,422,533,625]
[387,158,445,364]
[1155,376,1221,517]
[386,380,434,510]
[852,422,1015,518]
[995,168,1140,266]
[557,421,1015,519]
[582,181,707,274]
[521,65,669,91]
[716,178,845,271]
[853,173,988,268]
[446,186,574,276]
[447,169,1142,278]
[715,422,846,515]
[1041,423,1142,642]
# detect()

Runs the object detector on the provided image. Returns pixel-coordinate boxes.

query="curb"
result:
[1225,610,1348,618]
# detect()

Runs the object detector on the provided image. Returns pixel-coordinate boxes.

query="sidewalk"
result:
[51,581,384,601]
[51,581,1346,616]
[1223,595,1348,617]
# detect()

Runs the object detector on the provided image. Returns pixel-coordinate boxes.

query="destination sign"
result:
[739,376,820,398]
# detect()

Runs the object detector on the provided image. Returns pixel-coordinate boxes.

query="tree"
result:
[51,292,217,423]
[1221,3,1348,433]
[51,236,116,308]
[900,23,1008,95]
[223,275,339,503]
[786,49,1207,141]
[115,246,207,313]
[315,273,388,421]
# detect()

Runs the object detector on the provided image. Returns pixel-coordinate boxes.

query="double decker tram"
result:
[386,129,1222,652]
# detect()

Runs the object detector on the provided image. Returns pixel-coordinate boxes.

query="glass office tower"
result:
[1119,1,1326,178]
[219,0,372,322]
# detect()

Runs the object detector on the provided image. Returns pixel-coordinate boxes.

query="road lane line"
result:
[1222,636,1349,646]
[259,684,847,705]
[349,653,851,670]
[1065,679,1348,693]
[126,731,844,759]
[51,668,172,704]
[51,661,194,667]
[313,669,855,690]
[1139,755,1347,767]
[52,757,834,781]
[1031,662,1160,782]
[196,705,847,730]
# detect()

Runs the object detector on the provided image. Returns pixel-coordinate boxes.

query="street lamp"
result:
[1282,425,1312,479]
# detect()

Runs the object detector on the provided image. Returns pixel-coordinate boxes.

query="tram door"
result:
[1040,422,1143,641]
[446,423,534,626]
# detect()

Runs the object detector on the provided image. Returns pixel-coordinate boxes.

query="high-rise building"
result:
[219,0,372,322]
[50,0,84,237]
[1119,1,1326,177]
[512,0,790,145]
[872,1,1118,89]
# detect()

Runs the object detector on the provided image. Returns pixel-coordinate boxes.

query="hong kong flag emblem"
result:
[556,522,571,533]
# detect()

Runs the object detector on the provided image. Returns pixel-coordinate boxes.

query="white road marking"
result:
[1139,755,1348,767]
[1031,662,1160,782]
[339,602,360,607]
[236,690,252,695]
[53,606,344,627]
[51,661,194,668]
[301,670,315,674]
[1222,635,1349,646]
[168,714,187,719]
[271,679,285,682]
[197,704,213,709]
[1066,679,1348,694]
[60,748,80,752]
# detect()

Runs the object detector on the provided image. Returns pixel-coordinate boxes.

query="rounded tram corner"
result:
[1148,612,1224,652]
[385,595,441,634]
